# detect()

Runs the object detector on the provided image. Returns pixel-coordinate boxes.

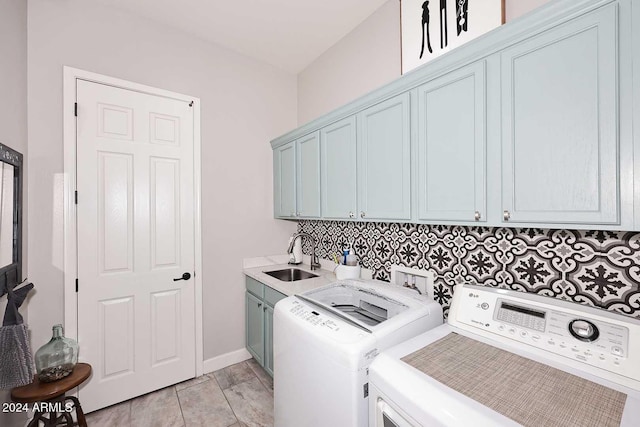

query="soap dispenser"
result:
[346,247,357,266]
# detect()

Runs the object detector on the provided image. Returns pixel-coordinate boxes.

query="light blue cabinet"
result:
[417,61,486,223]
[274,134,321,219]
[271,0,636,230]
[245,291,264,365]
[501,4,619,225]
[263,305,275,376]
[357,93,412,221]
[320,117,357,219]
[273,142,296,218]
[296,132,321,218]
[245,276,286,377]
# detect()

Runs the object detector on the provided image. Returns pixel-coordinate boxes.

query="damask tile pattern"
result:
[298,221,640,318]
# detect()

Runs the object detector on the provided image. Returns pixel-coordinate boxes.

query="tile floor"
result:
[85,359,274,427]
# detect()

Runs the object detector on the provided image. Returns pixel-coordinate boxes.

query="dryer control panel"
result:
[448,284,640,390]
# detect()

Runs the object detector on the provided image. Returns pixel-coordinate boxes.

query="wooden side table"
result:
[11,363,92,427]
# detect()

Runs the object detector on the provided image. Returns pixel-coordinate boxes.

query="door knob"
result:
[173,272,192,281]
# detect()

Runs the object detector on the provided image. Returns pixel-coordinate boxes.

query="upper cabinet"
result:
[296,132,321,218]
[416,61,486,223]
[357,93,412,221]
[271,0,637,230]
[500,4,619,225]
[274,133,321,219]
[320,117,357,220]
[273,141,296,218]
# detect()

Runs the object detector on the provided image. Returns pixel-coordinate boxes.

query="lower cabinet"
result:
[245,276,286,377]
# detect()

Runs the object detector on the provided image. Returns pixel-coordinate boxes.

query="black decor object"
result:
[439,0,448,48]
[456,0,469,35]
[420,1,433,58]
[0,143,23,292]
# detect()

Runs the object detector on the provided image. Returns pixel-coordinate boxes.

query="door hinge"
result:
[74,102,78,117]
[75,278,79,292]
[363,383,369,398]
[74,190,78,205]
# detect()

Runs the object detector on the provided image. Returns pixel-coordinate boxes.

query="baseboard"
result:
[203,348,252,374]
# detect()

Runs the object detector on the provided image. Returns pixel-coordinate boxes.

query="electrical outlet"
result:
[389,265,436,299]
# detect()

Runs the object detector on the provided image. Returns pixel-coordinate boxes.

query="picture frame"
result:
[401,0,505,74]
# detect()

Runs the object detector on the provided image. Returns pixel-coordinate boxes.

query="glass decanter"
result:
[34,324,78,382]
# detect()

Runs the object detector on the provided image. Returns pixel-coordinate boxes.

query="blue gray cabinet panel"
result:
[501,4,619,224]
[296,132,321,218]
[357,93,412,220]
[320,117,358,219]
[246,291,264,365]
[264,305,275,376]
[417,61,486,222]
[274,142,296,218]
[245,276,286,377]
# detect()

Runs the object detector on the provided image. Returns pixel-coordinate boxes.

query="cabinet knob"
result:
[474,211,481,221]
[503,210,511,221]
[349,212,355,219]
[360,212,366,219]
[296,212,301,217]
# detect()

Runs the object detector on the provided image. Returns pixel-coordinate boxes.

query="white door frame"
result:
[62,66,204,376]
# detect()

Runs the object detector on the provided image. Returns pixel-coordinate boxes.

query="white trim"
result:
[62,66,204,376]
[193,99,204,376]
[203,348,253,374]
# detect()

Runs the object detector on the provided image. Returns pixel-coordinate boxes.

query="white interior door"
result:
[76,80,196,412]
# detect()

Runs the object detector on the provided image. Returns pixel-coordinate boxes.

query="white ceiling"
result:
[90,0,391,74]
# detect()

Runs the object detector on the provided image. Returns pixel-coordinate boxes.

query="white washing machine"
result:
[369,284,640,427]
[273,279,443,427]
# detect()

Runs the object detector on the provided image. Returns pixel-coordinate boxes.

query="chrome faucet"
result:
[287,233,321,270]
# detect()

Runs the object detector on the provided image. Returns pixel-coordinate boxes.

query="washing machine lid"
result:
[299,279,434,332]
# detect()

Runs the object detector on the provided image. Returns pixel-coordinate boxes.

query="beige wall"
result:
[27,0,298,364]
[297,0,551,125]
[506,0,553,22]
[297,0,401,125]
[0,1,28,424]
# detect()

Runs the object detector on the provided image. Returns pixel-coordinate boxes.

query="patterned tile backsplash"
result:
[297,221,640,318]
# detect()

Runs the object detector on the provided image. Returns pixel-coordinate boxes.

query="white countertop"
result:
[243,254,373,296]
[242,254,336,296]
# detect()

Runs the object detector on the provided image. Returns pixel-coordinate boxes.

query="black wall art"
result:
[402,0,505,73]
[298,220,640,320]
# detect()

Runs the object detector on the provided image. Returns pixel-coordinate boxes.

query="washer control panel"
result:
[449,284,639,387]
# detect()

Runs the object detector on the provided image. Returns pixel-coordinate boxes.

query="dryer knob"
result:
[569,319,599,342]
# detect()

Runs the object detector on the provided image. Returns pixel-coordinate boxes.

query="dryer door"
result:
[375,398,417,427]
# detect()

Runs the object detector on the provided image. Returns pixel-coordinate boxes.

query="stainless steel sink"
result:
[264,268,318,282]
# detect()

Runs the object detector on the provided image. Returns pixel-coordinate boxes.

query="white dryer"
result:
[369,284,640,427]
[273,279,443,427]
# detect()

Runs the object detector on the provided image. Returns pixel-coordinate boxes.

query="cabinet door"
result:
[245,292,264,365]
[417,61,486,222]
[263,305,275,377]
[296,132,321,218]
[273,141,296,218]
[358,93,411,220]
[501,4,619,225]
[320,117,357,219]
